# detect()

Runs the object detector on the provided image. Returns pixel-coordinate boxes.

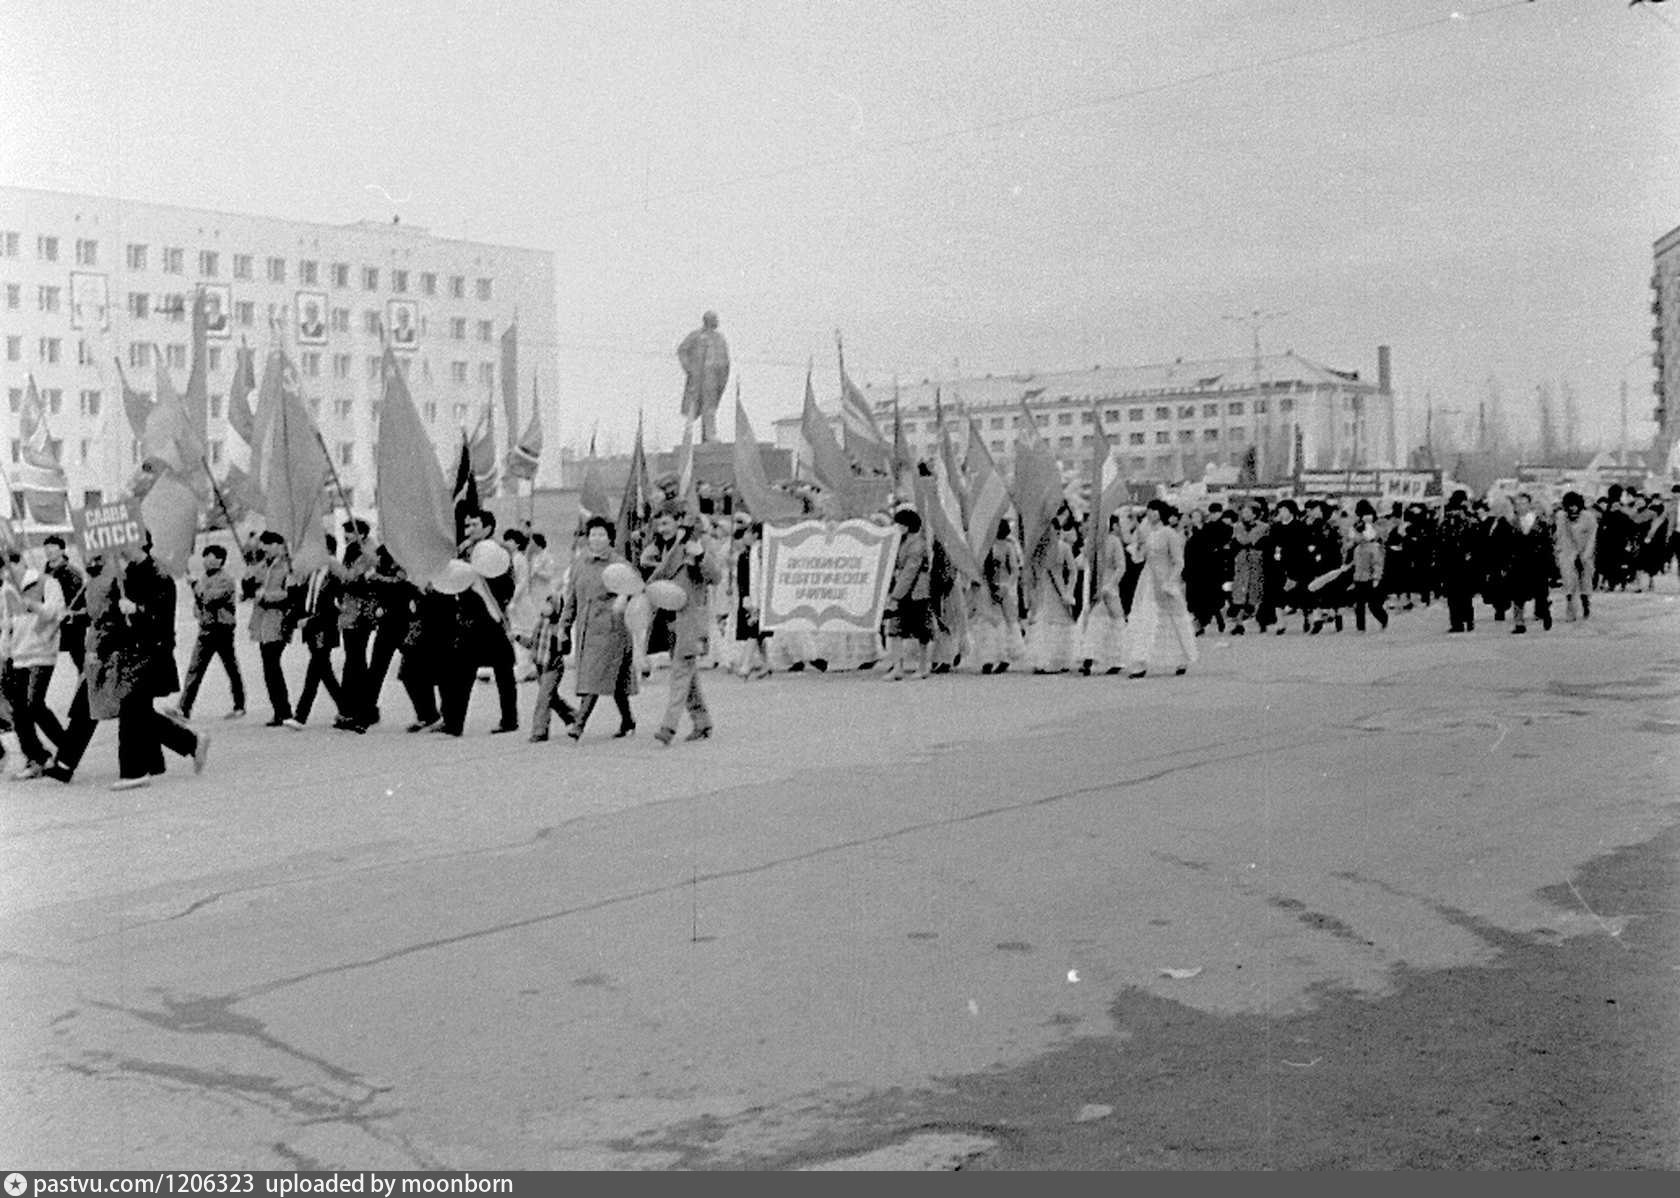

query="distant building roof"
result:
[857,351,1377,413]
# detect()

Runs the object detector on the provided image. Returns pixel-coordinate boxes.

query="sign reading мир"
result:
[71,498,147,557]
[759,519,902,634]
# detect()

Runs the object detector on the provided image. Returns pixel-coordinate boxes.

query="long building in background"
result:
[0,185,557,513]
[774,348,1398,485]
[1652,221,1680,465]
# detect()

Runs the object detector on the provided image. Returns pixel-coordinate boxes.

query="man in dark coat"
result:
[1438,490,1481,633]
[286,535,347,729]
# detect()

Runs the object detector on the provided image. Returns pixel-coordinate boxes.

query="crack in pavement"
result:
[223,731,1330,1003]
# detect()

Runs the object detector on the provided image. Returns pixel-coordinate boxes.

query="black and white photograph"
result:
[201,282,231,338]
[2,0,1679,1178]
[67,270,108,331]
[387,298,419,349]
[294,289,327,344]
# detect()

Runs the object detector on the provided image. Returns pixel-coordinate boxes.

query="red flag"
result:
[227,340,257,445]
[115,357,153,438]
[616,411,651,556]
[140,470,200,577]
[733,391,801,522]
[1083,401,1114,602]
[186,287,210,450]
[256,350,331,572]
[578,452,613,521]
[467,403,498,498]
[963,418,1010,563]
[500,321,519,453]
[376,344,457,586]
[837,335,892,475]
[800,364,861,509]
[1011,397,1061,571]
[503,373,542,481]
[20,375,64,473]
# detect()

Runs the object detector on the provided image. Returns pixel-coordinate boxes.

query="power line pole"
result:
[1223,308,1287,482]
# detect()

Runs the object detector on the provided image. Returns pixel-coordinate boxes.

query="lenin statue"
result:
[677,311,730,443]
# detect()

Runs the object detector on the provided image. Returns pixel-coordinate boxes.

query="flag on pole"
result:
[185,287,210,451]
[800,364,860,508]
[467,402,498,498]
[927,449,982,581]
[228,340,257,446]
[255,349,331,573]
[500,321,519,453]
[452,434,479,543]
[144,356,206,483]
[140,470,200,577]
[115,358,153,439]
[615,410,652,556]
[733,390,801,522]
[504,374,542,481]
[20,375,64,472]
[890,384,917,498]
[578,426,613,521]
[1083,403,1115,604]
[674,416,701,518]
[376,344,457,587]
[934,390,970,525]
[837,335,892,475]
[963,418,1010,564]
[1011,397,1061,571]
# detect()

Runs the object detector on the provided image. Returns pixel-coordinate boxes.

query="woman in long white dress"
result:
[1078,512,1129,674]
[1024,521,1079,673]
[1125,500,1198,678]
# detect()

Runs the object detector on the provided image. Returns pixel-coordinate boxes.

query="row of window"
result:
[900,398,1294,436]
[0,231,495,299]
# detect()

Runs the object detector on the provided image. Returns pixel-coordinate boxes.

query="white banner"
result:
[760,518,901,634]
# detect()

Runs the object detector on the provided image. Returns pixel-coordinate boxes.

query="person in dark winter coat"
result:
[561,516,639,740]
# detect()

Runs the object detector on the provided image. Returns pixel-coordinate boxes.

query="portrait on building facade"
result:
[387,299,419,349]
[296,290,328,344]
[201,283,232,338]
[69,271,109,331]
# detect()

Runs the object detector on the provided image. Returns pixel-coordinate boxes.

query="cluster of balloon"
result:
[602,562,651,672]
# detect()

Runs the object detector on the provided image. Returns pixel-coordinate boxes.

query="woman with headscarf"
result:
[1124,500,1198,678]
[561,515,639,740]
[1077,511,1129,674]
[1227,500,1269,635]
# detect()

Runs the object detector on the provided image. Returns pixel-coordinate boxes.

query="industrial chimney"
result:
[1377,345,1392,394]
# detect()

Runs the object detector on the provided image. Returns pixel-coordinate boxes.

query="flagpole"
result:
[200,454,239,536]
[312,426,360,551]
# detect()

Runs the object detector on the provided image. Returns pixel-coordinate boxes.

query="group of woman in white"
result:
[685,497,1197,682]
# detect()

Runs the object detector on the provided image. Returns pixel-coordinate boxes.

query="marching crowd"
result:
[1,477,1675,790]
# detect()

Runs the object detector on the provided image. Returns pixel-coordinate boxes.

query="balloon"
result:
[645,579,689,612]
[601,561,645,596]
[469,539,512,579]
[623,591,653,678]
[430,559,479,595]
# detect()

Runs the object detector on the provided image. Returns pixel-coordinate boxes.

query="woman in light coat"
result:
[1554,491,1597,621]
[560,516,639,740]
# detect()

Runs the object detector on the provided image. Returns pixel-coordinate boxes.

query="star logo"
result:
[5,1173,29,1197]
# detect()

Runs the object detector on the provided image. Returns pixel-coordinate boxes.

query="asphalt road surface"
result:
[3,587,1676,1169]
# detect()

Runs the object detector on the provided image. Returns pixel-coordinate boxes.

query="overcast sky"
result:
[4,0,1677,456]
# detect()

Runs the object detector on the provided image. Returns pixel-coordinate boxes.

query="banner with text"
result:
[760,518,901,634]
[71,497,148,559]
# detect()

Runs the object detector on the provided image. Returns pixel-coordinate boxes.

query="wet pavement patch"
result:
[720,822,1680,1170]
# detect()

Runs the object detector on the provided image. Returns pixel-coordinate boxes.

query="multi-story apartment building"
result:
[774,348,1397,485]
[1,186,557,513]
[1652,222,1680,465]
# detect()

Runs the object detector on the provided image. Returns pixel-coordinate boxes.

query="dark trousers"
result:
[482,633,519,728]
[1351,582,1388,631]
[529,667,576,737]
[1446,585,1476,632]
[437,654,478,735]
[259,641,292,721]
[117,694,198,781]
[50,681,98,775]
[179,625,246,716]
[365,623,404,722]
[397,648,440,725]
[4,664,64,766]
[295,646,345,724]
[338,627,373,723]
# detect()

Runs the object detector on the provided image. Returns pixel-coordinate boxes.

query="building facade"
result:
[774,349,1397,486]
[1652,222,1680,464]
[1,185,557,514]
